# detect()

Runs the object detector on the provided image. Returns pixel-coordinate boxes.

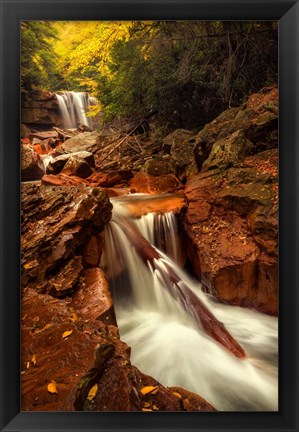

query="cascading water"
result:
[101,194,278,411]
[55,91,96,129]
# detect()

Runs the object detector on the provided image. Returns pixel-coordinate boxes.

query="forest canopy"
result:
[21,20,278,130]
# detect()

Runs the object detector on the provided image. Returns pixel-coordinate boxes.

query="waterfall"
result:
[55,91,96,129]
[101,194,278,411]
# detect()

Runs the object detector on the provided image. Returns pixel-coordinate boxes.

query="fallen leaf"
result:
[26,362,30,370]
[153,405,159,410]
[31,355,36,366]
[87,384,98,401]
[142,408,152,412]
[172,392,182,399]
[34,323,52,334]
[70,312,78,323]
[62,330,73,339]
[47,381,58,394]
[143,402,151,408]
[140,385,158,395]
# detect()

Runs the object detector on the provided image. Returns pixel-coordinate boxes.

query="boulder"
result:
[182,149,278,315]
[61,132,100,154]
[61,156,93,178]
[202,130,254,172]
[21,289,134,411]
[163,129,198,181]
[81,233,104,267]
[21,145,44,181]
[46,151,95,175]
[71,268,116,325]
[131,171,182,194]
[21,184,112,288]
[194,87,278,171]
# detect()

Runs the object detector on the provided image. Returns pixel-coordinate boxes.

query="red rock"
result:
[21,289,122,411]
[21,145,45,181]
[45,256,83,297]
[21,184,112,288]
[169,386,216,411]
[131,171,183,194]
[87,170,133,187]
[182,150,278,315]
[41,173,87,186]
[71,268,116,325]
[81,234,103,267]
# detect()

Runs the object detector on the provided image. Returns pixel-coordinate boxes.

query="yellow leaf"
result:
[143,402,151,408]
[62,330,73,339]
[87,384,98,401]
[70,312,78,323]
[172,392,182,399]
[140,385,158,395]
[142,408,152,412]
[26,362,30,370]
[153,405,159,411]
[31,355,36,366]
[47,381,58,394]
[34,323,52,334]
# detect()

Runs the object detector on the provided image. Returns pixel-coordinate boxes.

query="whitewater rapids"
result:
[101,195,278,411]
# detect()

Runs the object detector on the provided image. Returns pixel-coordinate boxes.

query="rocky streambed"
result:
[21,86,278,411]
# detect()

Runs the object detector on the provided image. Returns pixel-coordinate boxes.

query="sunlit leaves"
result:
[47,381,58,394]
[87,383,98,401]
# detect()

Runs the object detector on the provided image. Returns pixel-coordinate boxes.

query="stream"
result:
[101,193,278,412]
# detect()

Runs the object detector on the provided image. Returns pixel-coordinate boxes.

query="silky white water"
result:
[55,91,96,129]
[101,195,278,411]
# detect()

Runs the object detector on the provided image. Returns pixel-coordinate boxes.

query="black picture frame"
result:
[0,0,298,431]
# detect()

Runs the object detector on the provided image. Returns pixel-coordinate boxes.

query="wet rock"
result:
[169,386,216,411]
[71,268,116,325]
[131,171,183,194]
[21,145,45,181]
[46,151,95,175]
[21,289,122,411]
[81,234,103,267]
[202,130,254,172]
[61,156,93,178]
[134,369,216,412]
[45,256,84,297]
[182,149,278,314]
[21,184,112,288]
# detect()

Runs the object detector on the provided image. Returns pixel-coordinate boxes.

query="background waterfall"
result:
[55,91,97,129]
[101,195,278,412]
